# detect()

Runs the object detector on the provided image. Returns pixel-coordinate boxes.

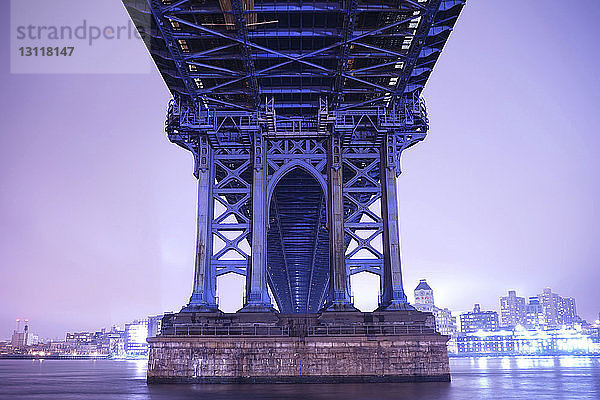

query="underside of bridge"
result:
[267,168,329,313]
[123,0,465,384]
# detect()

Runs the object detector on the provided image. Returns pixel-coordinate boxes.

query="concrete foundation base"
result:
[147,310,450,383]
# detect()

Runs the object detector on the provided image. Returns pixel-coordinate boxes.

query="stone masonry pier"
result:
[147,310,450,383]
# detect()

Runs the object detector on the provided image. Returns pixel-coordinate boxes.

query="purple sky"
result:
[1,1,599,339]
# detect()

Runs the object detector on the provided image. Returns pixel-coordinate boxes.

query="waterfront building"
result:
[499,290,526,328]
[538,287,579,328]
[455,326,600,356]
[97,327,126,357]
[124,320,148,356]
[65,332,96,344]
[147,315,162,338]
[435,308,457,337]
[0,341,11,355]
[413,279,457,336]
[460,304,499,333]
[65,331,100,355]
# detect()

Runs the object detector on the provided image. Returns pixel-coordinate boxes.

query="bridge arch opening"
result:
[266,168,329,313]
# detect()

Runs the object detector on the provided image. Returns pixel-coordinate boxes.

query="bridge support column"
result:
[184,137,218,312]
[379,134,410,310]
[325,133,354,310]
[241,132,273,312]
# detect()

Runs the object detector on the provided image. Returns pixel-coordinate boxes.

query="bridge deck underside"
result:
[124,0,464,118]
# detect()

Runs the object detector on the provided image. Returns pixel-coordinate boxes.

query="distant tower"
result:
[414,279,434,312]
[24,320,29,346]
[11,318,28,348]
[413,280,457,336]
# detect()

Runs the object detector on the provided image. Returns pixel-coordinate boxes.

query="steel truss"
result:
[123,0,465,313]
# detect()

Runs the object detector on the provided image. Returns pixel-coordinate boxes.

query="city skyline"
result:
[2,282,593,341]
[2,0,600,338]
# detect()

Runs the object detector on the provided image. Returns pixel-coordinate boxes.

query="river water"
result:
[0,356,599,399]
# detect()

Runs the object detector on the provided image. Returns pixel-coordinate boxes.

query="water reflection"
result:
[558,356,592,368]
[0,357,598,400]
[128,359,149,379]
[148,383,455,400]
[476,357,487,369]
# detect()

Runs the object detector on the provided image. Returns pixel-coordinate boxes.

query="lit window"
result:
[178,39,190,53]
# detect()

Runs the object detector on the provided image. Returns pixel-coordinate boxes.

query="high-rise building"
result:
[412,279,457,336]
[538,288,579,328]
[499,290,526,328]
[525,297,545,328]
[460,304,499,333]
[11,319,28,349]
[560,297,578,326]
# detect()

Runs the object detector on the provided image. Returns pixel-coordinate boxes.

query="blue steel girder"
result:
[342,147,384,279]
[165,2,426,14]
[229,0,260,108]
[395,0,442,107]
[165,91,428,165]
[211,148,253,277]
[332,0,358,107]
[123,0,465,118]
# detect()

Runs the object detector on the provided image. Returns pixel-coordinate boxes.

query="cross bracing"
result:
[125,0,463,125]
[123,0,465,313]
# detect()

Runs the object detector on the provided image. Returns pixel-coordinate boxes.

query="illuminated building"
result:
[125,320,148,356]
[460,304,499,333]
[413,279,457,336]
[0,341,11,355]
[525,296,545,328]
[26,333,39,346]
[455,326,600,356]
[499,290,526,328]
[538,287,579,328]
